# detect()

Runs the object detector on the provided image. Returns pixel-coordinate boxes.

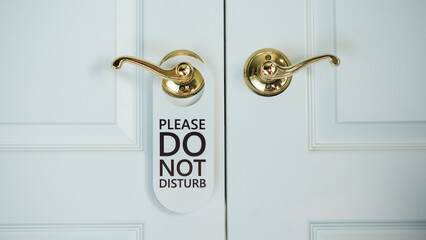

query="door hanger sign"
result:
[153,54,214,213]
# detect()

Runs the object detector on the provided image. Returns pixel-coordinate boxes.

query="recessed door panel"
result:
[0,0,140,150]
[311,0,426,149]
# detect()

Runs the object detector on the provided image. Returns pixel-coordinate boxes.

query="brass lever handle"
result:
[261,54,340,80]
[112,50,204,98]
[244,49,340,96]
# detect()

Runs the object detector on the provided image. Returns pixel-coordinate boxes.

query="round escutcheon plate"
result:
[160,50,205,100]
[244,48,292,96]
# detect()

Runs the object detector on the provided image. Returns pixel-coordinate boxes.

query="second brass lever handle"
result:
[244,48,340,96]
[261,54,340,80]
[112,50,205,98]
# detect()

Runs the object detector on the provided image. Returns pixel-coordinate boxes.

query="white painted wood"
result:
[309,0,426,150]
[227,0,426,240]
[332,1,426,123]
[311,222,426,240]
[0,0,141,150]
[0,224,143,240]
[0,1,225,240]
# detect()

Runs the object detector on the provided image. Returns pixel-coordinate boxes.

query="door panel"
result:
[227,0,426,239]
[0,0,140,150]
[0,224,143,239]
[311,0,426,150]
[0,1,225,240]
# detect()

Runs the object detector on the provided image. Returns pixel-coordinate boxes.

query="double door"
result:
[1,0,425,239]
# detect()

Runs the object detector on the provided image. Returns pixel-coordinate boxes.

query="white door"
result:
[0,0,225,240]
[227,0,426,239]
[2,0,426,240]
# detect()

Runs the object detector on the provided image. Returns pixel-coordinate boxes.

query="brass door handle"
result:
[112,50,204,98]
[244,48,340,96]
